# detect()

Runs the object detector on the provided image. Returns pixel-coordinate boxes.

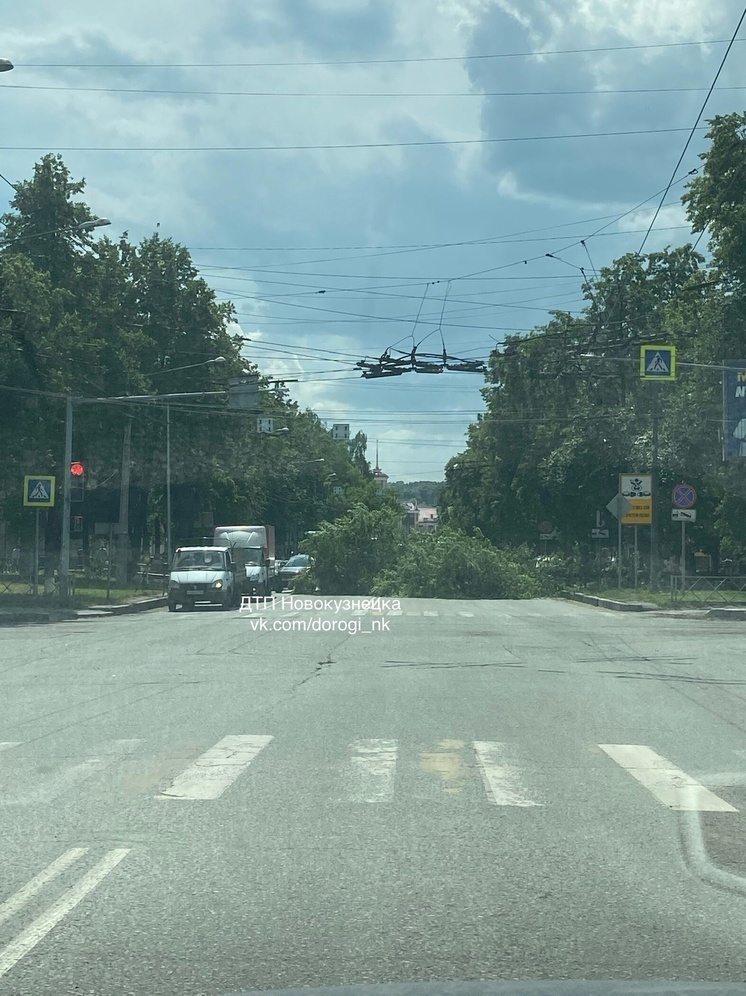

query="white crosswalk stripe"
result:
[346,739,398,802]
[473,741,543,807]
[598,744,738,812]
[157,734,273,800]
[0,739,142,806]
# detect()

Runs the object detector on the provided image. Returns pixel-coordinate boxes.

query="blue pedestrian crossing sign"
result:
[23,475,56,508]
[640,344,676,381]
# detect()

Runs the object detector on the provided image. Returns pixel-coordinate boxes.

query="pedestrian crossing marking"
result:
[157,734,273,800]
[598,744,737,812]
[347,739,397,802]
[473,741,543,807]
[1,739,142,806]
[0,735,740,813]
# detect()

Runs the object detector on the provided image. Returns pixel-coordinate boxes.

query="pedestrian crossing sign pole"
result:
[23,476,56,596]
[640,345,676,381]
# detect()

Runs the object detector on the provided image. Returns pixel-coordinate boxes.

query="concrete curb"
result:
[0,596,167,625]
[80,597,168,617]
[560,591,746,620]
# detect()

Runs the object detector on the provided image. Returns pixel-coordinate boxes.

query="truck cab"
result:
[167,546,237,612]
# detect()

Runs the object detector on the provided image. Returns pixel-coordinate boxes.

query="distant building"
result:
[372,441,388,493]
[399,500,438,532]
[416,506,438,532]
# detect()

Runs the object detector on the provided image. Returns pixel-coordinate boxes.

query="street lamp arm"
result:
[80,390,227,404]
[146,357,227,376]
[0,218,111,251]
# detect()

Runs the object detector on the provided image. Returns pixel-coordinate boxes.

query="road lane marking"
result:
[0,848,130,980]
[387,610,402,616]
[157,735,273,800]
[458,612,474,617]
[0,849,88,928]
[1,739,143,806]
[423,611,438,617]
[473,741,543,807]
[348,739,397,802]
[598,744,738,812]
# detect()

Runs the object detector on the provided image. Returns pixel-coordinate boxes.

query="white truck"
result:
[167,546,238,612]
[213,525,278,600]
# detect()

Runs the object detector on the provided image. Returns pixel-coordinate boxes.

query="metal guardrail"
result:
[670,575,746,604]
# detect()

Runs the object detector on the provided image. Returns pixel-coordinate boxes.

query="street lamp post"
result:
[145,357,226,567]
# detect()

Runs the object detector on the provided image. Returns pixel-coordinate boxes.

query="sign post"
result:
[23,476,56,597]
[672,485,697,595]
[606,493,633,589]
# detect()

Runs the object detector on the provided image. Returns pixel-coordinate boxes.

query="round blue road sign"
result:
[672,483,697,509]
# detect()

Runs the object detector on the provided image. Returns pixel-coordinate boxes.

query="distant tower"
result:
[373,439,388,493]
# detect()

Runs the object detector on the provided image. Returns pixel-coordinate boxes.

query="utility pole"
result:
[166,405,172,569]
[59,395,73,597]
[116,417,132,584]
[650,389,660,591]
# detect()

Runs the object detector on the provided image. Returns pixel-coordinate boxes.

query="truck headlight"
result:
[212,580,223,589]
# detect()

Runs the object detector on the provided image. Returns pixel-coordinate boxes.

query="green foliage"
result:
[299,503,405,595]
[442,116,746,567]
[370,527,547,599]
[388,480,443,506]
[0,156,384,568]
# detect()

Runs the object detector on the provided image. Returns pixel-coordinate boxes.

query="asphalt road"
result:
[1,595,745,994]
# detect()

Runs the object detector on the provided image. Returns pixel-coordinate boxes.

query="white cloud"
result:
[3,0,739,480]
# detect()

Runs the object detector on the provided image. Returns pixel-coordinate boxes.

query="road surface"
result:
[1,596,745,993]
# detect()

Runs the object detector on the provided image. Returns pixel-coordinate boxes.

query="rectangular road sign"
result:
[622,501,652,525]
[23,475,55,508]
[620,474,652,525]
[672,509,697,522]
[640,345,676,381]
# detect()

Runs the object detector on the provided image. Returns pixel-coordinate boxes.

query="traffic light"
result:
[70,461,85,502]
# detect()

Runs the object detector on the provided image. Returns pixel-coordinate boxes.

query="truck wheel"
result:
[168,598,177,613]
[221,594,232,611]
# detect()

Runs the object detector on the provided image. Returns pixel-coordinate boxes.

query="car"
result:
[277,554,312,588]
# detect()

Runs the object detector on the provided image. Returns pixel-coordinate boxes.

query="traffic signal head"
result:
[70,461,85,501]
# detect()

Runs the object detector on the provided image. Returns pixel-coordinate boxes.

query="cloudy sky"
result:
[2,0,745,481]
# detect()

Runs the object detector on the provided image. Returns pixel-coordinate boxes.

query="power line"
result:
[639,4,746,253]
[3,126,707,154]
[5,82,746,99]
[16,37,746,69]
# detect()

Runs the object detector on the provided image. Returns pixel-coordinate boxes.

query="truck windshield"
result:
[172,551,226,570]
[243,547,264,565]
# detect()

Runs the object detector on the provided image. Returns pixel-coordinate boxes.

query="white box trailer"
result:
[213,525,278,598]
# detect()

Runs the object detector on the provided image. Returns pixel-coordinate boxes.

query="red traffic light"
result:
[70,462,85,477]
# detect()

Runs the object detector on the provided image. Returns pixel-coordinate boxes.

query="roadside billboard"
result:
[723,361,746,459]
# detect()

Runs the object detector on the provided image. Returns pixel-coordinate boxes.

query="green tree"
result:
[300,503,405,595]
